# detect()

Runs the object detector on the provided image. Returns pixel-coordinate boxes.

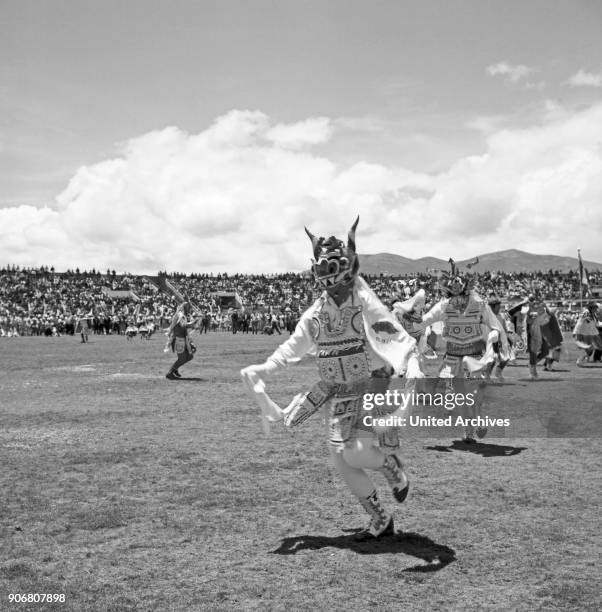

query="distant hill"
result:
[358,249,602,275]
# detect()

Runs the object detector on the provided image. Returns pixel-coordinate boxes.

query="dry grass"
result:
[0,332,600,611]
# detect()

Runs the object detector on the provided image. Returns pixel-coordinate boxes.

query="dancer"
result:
[419,262,507,442]
[392,281,425,342]
[541,307,563,371]
[519,295,560,379]
[241,218,422,540]
[486,295,515,380]
[76,309,91,343]
[165,302,198,380]
[392,282,435,366]
[573,302,602,366]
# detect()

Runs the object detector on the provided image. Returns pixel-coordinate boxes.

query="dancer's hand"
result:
[241,360,279,380]
[405,354,425,379]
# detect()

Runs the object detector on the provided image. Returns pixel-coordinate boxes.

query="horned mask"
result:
[305,217,360,290]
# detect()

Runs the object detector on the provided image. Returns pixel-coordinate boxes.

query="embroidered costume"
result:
[392,285,437,366]
[419,262,507,441]
[241,218,422,540]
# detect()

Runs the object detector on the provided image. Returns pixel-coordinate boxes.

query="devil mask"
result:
[305,217,360,290]
[438,258,474,298]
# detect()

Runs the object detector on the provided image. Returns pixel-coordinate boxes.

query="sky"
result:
[1,0,601,273]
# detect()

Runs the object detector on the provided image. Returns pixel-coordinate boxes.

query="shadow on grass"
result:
[271,531,456,572]
[518,377,567,382]
[425,440,527,456]
[481,381,519,387]
[166,377,205,381]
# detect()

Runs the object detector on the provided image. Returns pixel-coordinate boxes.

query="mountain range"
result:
[357,249,602,275]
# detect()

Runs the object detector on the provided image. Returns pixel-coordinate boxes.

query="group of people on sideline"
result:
[1,266,600,374]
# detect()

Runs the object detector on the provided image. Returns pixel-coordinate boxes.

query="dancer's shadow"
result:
[517,377,566,383]
[272,531,456,572]
[173,376,204,381]
[425,440,527,457]
[481,381,519,387]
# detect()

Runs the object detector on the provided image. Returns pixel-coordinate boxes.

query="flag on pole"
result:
[578,249,589,296]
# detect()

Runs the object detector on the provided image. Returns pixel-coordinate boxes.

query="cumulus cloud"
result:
[465,115,505,134]
[567,69,602,87]
[486,61,534,83]
[265,117,333,149]
[2,104,602,272]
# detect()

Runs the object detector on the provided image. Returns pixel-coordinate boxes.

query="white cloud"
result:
[567,69,602,87]
[465,115,505,134]
[486,61,534,83]
[265,117,333,149]
[2,103,602,272]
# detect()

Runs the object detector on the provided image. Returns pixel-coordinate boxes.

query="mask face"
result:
[312,238,355,289]
[440,276,468,299]
[449,279,466,296]
[306,218,360,291]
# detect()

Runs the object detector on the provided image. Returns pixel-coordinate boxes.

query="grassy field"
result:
[1,332,600,611]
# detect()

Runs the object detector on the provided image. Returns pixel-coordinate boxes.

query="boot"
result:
[379,454,410,503]
[354,490,394,541]
[463,430,476,444]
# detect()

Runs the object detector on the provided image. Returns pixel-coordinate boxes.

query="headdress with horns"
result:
[436,257,476,297]
[305,217,360,289]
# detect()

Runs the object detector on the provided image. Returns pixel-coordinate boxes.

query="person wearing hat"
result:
[241,218,423,541]
[418,263,508,441]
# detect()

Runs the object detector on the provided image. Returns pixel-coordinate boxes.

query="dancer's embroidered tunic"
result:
[268,277,419,452]
[422,292,505,377]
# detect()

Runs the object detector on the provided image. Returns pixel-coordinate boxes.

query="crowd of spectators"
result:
[1,264,600,337]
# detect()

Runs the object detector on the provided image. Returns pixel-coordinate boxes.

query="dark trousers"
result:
[169,350,193,374]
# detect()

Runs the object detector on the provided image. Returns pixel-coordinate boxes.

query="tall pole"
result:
[578,249,584,309]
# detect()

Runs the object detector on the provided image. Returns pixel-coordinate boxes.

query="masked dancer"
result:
[241,218,422,540]
[418,261,507,442]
